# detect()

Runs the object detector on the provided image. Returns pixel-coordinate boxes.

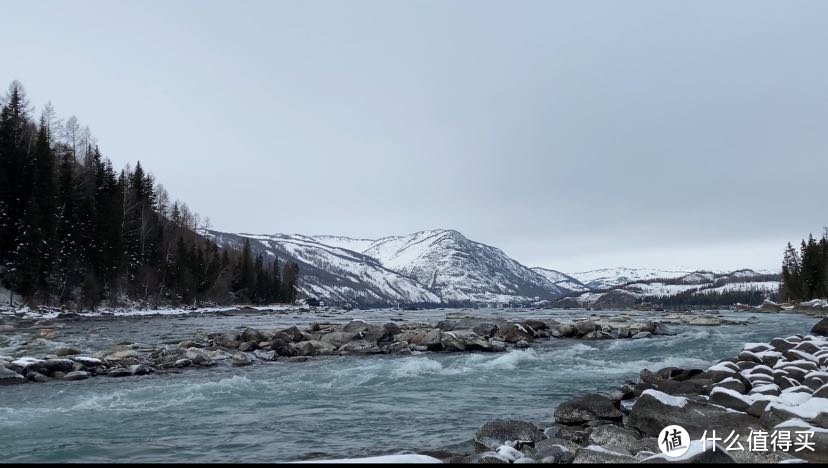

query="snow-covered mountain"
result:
[207,229,566,306]
[531,267,589,294]
[555,267,780,309]
[205,231,441,306]
[361,229,567,304]
[206,228,780,308]
[569,267,692,290]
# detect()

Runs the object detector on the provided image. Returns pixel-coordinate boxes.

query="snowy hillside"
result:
[206,228,779,308]
[555,267,780,308]
[531,267,589,294]
[361,229,567,304]
[207,229,567,306]
[569,267,691,290]
[206,231,440,306]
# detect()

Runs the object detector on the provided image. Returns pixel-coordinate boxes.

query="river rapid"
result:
[0,308,820,462]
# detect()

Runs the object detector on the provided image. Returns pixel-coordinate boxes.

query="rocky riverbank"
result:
[437,317,828,464]
[0,311,701,385]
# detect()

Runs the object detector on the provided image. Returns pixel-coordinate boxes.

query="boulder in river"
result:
[474,420,545,451]
[572,446,636,463]
[495,323,534,343]
[811,318,828,337]
[63,370,90,381]
[338,340,382,355]
[553,394,622,425]
[410,329,443,351]
[320,331,357,348]
[587,424,640,454]
[290,340,337,356]
[0,364,25,385]
[628,389,762,438]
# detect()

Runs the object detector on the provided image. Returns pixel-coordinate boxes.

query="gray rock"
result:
[55,347,81,356]
[410,329,443,351]
[26,371,50,383]
[358,324,388,342]
[384,341,412,355]
[534,443,575,464]
[712,378,747,394]
[640,443,736,463]
[383,322,402,336]
[241,327,264,343]
[554,394,623,424]
[128,364,151,375]
[474,420,545,451]
[709,388,752,412]
[632,332,652,339]
[468,452,509,463]
[533,437,580,455]
[342,320,370,333]
[746,399,771,417]
[496,323,534,343]
[280,326,310,343]
[338,340,382,355]
[628,390,763,438]
[0,364,25,385]
[290,340,337,356]
[320,331,357,348]
[107,367,132,377]
[238,341,257,352]
[28,358,76,376]
[253,349,277,361]
[572,446,636,463]
[174,358,192,368]
[587,424,640,453]
[811,318,828,336]
[63,370,90,381]
[231,352,252,366]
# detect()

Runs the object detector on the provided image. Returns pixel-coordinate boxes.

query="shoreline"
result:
[444,318,828,464]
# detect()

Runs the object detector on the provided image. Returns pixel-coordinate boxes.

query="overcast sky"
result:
[3,1,827,273]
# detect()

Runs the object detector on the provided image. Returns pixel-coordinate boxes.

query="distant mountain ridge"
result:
[206,228,779,307]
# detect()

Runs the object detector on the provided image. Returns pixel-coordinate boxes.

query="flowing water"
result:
[0,308,820,462]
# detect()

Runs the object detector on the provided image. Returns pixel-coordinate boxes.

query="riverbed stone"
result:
[107,367,132,377]
[0,364,25,385]
[238,341,257,352]
[811,318,828,336]
[241,327,264,343]
[290,340,337,356]
[410,329,443,351]
[572,446,636,463]
[553,394,622,425]
[63,370,90,381]
[174,358,192,368]
[231,352,253,366]
[474,420,545,451]
[587,424,640,453]
[55,347,81,356]
[320,331,356,348]
[496,323,534,343]
[628,389,762,438]
[338,340,382,355]
[383,341,412,355]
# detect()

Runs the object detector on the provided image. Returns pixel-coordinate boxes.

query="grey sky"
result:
[3,0,827,273]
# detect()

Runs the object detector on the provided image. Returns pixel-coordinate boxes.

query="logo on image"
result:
[659,425,690,458]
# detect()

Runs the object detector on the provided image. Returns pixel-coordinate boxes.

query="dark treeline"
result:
[780,228,828,302]
[647,289,776,308]
[0,81,299,309]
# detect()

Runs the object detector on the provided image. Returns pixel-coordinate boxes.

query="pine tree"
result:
[0,81,33,265]
[271,258,282,302]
